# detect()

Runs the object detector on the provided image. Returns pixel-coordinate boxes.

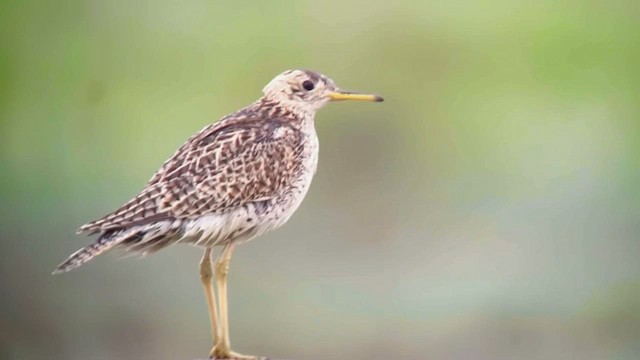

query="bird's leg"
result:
[200,248,221,351]
[210,243,255,359]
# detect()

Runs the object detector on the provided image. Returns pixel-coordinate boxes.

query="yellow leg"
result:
[200,248,221,352]
[210,243,255,359]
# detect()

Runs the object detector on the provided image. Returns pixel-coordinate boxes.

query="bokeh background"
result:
[2,1,639,359]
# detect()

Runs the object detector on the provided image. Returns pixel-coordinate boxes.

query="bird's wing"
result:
[78,114,304,233]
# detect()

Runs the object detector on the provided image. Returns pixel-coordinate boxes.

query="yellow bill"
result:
[328,91,384,102]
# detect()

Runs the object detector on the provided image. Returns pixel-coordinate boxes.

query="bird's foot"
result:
[210,345,258,359]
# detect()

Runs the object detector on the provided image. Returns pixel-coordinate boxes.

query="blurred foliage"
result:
[1,1,639,359]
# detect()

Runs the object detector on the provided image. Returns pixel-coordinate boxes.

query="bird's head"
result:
[262,69,383,114]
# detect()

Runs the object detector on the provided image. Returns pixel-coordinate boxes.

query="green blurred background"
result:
[1,1,639,359]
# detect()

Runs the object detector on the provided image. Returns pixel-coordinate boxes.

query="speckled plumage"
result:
[52,67,382,269]
[56,88,319,273]
[54,69,382,359]
[57,68,382,274]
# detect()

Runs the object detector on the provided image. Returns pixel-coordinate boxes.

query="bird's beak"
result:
[328,90,384,102]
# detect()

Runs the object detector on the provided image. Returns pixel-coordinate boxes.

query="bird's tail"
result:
[52,228,141,274]
[52,221,182,274]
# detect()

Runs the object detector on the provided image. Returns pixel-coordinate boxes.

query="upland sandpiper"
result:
[54,69,383,359]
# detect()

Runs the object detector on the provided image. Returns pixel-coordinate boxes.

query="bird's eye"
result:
[302,80,315,91]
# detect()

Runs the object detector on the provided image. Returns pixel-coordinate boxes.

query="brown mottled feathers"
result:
[78,98,304,233]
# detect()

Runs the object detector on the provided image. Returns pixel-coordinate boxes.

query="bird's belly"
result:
[182,134,319,248]
[267,162,316,229]
[241,136,319,242]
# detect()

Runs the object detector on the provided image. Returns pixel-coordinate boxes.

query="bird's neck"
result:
[257,96,316,125]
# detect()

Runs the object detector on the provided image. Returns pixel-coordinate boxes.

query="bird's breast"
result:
[265,128,319,226]
[177,128,319,248]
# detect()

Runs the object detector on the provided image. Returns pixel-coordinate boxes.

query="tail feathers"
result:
[53,228,140,274]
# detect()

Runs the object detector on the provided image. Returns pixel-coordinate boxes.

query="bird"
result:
[53,69,383,359]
